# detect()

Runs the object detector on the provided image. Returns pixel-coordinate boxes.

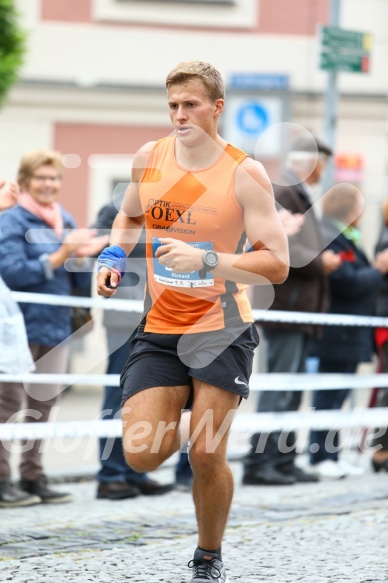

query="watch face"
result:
[204,250,218,269]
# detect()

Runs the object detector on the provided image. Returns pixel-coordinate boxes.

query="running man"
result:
[97,61,288,583]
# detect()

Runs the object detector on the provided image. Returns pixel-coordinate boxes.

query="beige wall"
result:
[13,0,386,94]
[1,0,387,253]
[1,86,386,255]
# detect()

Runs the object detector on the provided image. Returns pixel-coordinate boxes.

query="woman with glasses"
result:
[0,150,95,508]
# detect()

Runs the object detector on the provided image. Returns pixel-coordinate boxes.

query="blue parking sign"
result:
[223,95,283,156]
[237,102,269,135]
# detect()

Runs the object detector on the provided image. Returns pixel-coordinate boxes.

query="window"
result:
[117,0,234,4]
[94,0,256,29]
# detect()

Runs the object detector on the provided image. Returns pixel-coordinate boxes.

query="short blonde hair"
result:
[18,149,64,188]
[322,185,361,222]
[166,61,225,102]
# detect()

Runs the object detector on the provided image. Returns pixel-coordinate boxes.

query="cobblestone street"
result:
[1,462,387,583]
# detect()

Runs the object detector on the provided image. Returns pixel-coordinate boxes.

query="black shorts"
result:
[120,323,260,407]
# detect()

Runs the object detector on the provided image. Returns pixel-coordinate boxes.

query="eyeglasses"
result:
[31,175,61,182]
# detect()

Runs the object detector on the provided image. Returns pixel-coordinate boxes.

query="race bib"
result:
[152,238,214,288]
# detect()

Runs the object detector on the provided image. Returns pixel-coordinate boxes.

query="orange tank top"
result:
[139,135,253,334]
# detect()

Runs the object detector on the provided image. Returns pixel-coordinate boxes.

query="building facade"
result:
[1,0,387,252]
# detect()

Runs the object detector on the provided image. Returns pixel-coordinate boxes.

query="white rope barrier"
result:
[0,408,386,441]
[252,373,388,391]
[10,291,388,327]
[1,372,388,391]
[2,290,386,443]
[0,373,121,386]
[231,408,388,433]
[11,291,144,313]
[253,309,388,327]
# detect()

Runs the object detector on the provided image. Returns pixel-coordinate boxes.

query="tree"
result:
[0,0,25,106]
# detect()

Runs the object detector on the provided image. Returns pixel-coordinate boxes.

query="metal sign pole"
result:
[322,0,341,192]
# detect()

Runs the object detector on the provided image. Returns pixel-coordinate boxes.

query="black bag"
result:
[71,306,93,335]
[71,288,93,335]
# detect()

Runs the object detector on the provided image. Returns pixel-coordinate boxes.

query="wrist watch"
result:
[199,250,219,279]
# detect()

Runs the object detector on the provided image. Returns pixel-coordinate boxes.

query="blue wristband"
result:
[97,245,127,280]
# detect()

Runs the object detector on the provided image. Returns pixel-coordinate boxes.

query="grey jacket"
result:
[258,172,328,338]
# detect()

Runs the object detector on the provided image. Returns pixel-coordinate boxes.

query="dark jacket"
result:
[375,222,388,317]
[0,205,91,346]
[311,216,383,363]
[258,172,328,337]
[93,202,146,331]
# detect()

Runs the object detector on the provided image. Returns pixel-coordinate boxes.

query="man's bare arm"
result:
[156,158,289,286]
[232,157,289,283]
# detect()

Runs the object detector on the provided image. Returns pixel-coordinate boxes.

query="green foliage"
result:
[0,0,26,105]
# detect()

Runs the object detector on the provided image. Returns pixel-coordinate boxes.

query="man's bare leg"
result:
[121,385,190,472]
[189,379,239,549]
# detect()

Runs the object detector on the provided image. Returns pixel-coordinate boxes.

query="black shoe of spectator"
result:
[0,478,41,508]
[129,478,175,496]
[278,463,320,483]
[97,480,140,500]
[20,475,73,504]
[372,457,388,473]
[175,478,193,493]
[242,467,296,486]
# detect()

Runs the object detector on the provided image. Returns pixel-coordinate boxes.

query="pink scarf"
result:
[18,192,64,238]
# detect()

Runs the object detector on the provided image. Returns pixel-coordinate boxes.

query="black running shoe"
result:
[188,549,229,582]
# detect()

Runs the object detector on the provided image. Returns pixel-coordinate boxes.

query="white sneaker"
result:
[337,459,365,476]
[311,460,346,480]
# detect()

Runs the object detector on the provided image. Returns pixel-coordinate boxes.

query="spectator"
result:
[92,199,176,499]
[0,180,34,378]
[309,186,388,477]
[242,136,341,486]
[371,198,388,472]
[0,150,95,508]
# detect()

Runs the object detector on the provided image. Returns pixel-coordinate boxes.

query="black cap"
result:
[290,136,333,157]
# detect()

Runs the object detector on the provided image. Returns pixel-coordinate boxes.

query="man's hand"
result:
[374,249,388,275]
[75,234,110,258]
[62,228,98,255]
[278,209,304,237]
[96,245,127,296]
[156,238,203,273]
[97,266,120,297]
[0,180,19,211]
[321,250,342,274]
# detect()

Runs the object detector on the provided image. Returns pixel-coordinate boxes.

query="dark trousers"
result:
[97,332,147,484]
[309,359,357,465]
[372,342,388,451]
[0,343,69,480]
[175,449,192,482]
[243,329,311,474]
[374,388,388,450]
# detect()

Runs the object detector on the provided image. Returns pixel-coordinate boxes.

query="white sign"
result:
[222,96,283,156]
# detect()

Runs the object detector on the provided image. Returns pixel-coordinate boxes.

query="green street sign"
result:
[318,26,371,74]
[319,51,370,73]
[320,26,372,52]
